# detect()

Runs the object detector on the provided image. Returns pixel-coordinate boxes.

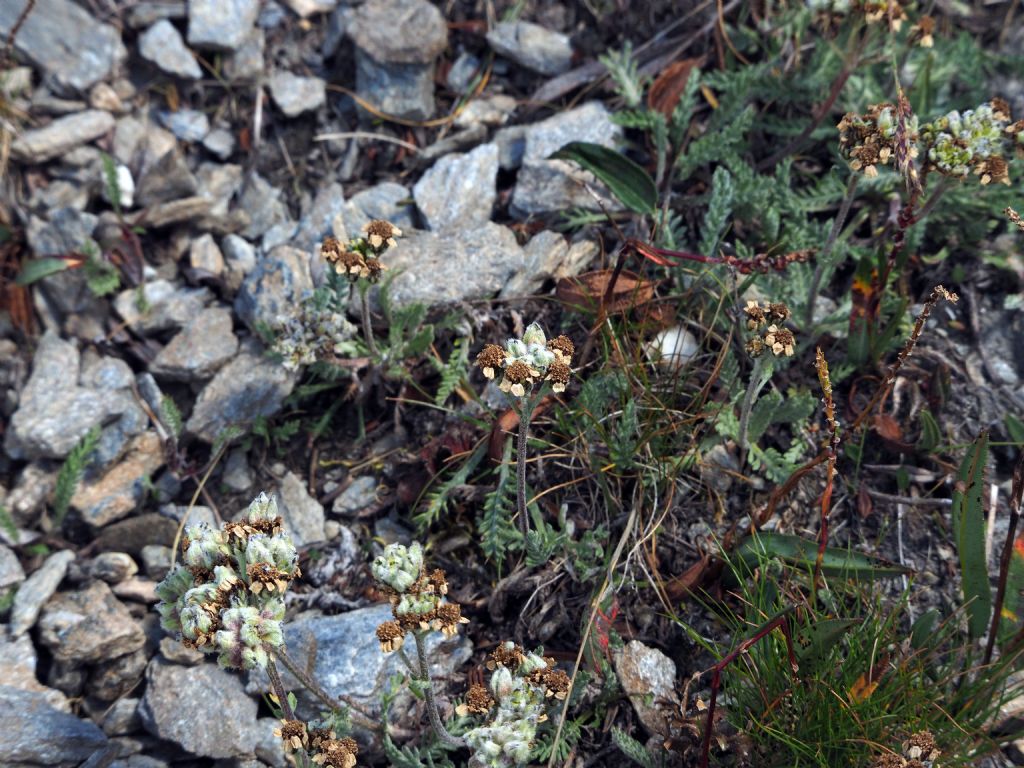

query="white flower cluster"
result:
[475,323,574,397]
[271,301,357,372]
[370,542,424,593]
[465,666,547,767]
[921,100,1017,184]
[155,493,300,670]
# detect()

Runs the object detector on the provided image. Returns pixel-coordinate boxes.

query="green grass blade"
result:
[734,532,911,581]
[549,141,657,215]
[952,429,991,639]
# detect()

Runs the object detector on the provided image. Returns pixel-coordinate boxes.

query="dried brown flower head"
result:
[274,719,309,751]
[766,302,791,323]
[312,736,359,768]
[911,15,935,47]
[475,344,506,380]
[975,155,1010,185]
[992,97,1012,122]
[499,360,536,398]
[375,620,404,653]
[743,300,767,329]
[456,683,495,716]
[247,562,291,595]
[764,325,796,357]
[547,335,575,362]
[488,642,525,670]
[538,668,571,699]
[745,336,766,357]
[904,731,940,761]
[871,755,906,768]
[426,568,448,595]
[362,219,401,251]
[433,602,470,637]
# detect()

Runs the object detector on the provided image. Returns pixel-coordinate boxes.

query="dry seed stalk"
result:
[1006,206,1024,233]
[814,348,839,587]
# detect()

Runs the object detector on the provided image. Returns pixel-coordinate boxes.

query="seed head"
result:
[362,219,402,251]
[476,344,507,380]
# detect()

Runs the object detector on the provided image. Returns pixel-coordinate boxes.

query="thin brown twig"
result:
[813,348,839,587]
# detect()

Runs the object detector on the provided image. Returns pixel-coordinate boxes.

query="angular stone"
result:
[158,109,210,142]
[9,549,75,637]
[26,207,98,257]
[294,182,346,253]
[224,28,265,80]
[613,640,679,735]
[202,127,235,159]
[0,543,25,589]
[374,222,525,308]
[151,306,238,381]
[140,545,173,580]
[89,514,178,559]
[139,20,202,79]
[113,280,211,335]
[0,633,68,710]
[90,552,139,584]
[236,173,289,239]
[221,447,255,492]
[234,245,313,332]
[331,475,378,516]
[140,659,261,758]
[276,472,326,545]
[354,53,435,121]
[101,697,142,736]
[413,143,497,232]
[71,432,166,528]
[349,0,446,64]
[189,233,225,275]
[0,685,107,765]
[268,71,326,117]
[128,1,187,29]
[12,110,116,163]
[136,148,198,206]
[281,0,339,16]
[454,93,517,128]
[6,462,56,525]
[38,580,146,664]
[511,102,624,215]
[0,0,127,94]
[187,0,260,51]
[500,232,596,298]
[486,21,573,76]
[186,351,296,443]
[4,331,121,460]
[88,649,148,701]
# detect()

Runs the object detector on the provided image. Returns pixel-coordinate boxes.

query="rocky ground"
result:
[1,0,1023,767]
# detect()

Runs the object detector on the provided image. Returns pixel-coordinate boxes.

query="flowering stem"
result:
[516,395,533,540]
[273,647,379,728]
[265,654,298,721]
[737,355,770,455]
[358,283,380,358]
[412,631,466,749]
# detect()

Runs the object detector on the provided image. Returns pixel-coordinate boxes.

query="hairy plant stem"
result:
[805,173,860,328]
[265,655,314,768]
[413,631,465,748]
[358,283,379,358]
[517,394,534,540]
[273,647,379,729]
[737,355,770,455]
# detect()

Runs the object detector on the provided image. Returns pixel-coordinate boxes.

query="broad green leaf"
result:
[794,618,860,667]
[549,141,657,215]
[952,429,991,639]
[734,532,911,581]
[16,257,71,285]
[910,609,940,650]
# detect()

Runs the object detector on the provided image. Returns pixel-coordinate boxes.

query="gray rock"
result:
[454,94,517,128]
[111,577,159,604]
[446,51,482,92]
[127,2,188,29]
[159,109,210,142]
[151,306,238,381]
[9,549,75,637]
[140,545,173,580]
[281,0,338,16]
[486,21,573,76]
[348,0,447,64]
[500,231,596,298]
[196,161,244,217]
[159,636,205,666]
[101,697,142,736]
[88,648,148,701]
[339,182,415,240]
[186,351,296,443]
[494,123,528,169]
[613,640,679,736]
[222,234,257,282]
[221,447,255,492]
[90,552,139,584]
[136,149,198,206]
[139,20,202,79]
[5,331,121,460]
[0,0,127,94]
[413,143,497,231]
[113,280,211,334]
[276,472,326,545]
[235,245,313,332]
[202,127,235,159]
[0,685,107,765]
[187,0,260,51]
[140,659,262,758]
[6,462,56,525]
[224,28,265,80]
[81,354,134,391]
[38,580,146,664]
[294,182,346,252]
[70,431,166,528]
[189,233,226,275]
[374,222,525,308]
[511,101,624,215]
[249,605,472,722]
[12,109,116,163]
[268,71,326,117]
[331,475,379,516]
[26,207,98,257]
[354,54,435,121]
[237,173,289,240]
[0,543,25,589]
[0,633,68,709]
[261,220,299,252]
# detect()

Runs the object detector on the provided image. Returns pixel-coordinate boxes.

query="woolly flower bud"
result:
[521,322,547,348]
[215,602,285,670]
[155,566,196,634]
[519,652,548,676]
[490,666,516,701]
[396,592,439,619]
[371,542,423,593]
[247,492,279,523]
[246,533,298,574]
[183,523,225,569]
[212,564,241,593]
